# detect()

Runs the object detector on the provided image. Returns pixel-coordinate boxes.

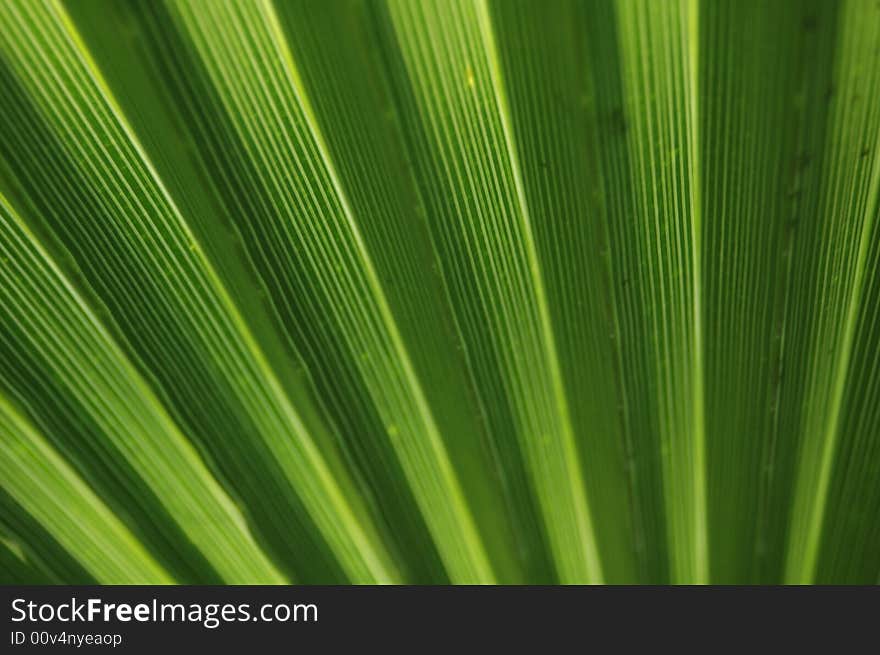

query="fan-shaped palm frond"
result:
[1,0,878,584]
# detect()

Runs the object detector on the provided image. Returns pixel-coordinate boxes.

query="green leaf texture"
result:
[1,0,878,584]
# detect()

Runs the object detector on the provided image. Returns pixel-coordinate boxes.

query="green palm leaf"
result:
[1,0,878,584]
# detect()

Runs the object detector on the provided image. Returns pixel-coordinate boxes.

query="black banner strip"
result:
[2,585,876,651]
